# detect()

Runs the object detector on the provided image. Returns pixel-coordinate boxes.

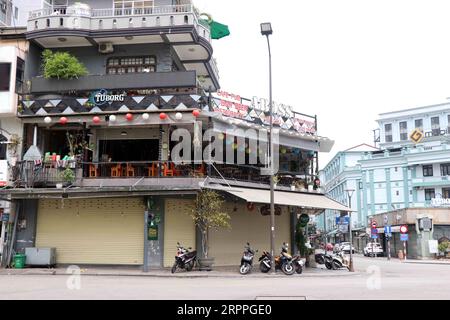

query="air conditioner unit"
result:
[98,42,114,54]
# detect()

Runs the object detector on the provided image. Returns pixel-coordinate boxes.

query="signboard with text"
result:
[0,160,8,187]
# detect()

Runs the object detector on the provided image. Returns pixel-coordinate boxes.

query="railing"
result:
[10,160,318,191]
[30,5,194,19]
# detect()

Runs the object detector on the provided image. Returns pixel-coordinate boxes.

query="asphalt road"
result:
[0,256,449,300]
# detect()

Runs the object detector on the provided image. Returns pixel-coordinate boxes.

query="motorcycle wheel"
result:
[295,264,303,274]
[260,262,270,273]
[325,261,333,270]
[332,261,341,270]
[186,261,194,272]
[239,263,251,275]
[281,262,295,275]
[171,262,177,274]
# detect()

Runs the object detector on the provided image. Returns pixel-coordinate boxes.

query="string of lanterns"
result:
[45,109,202,125]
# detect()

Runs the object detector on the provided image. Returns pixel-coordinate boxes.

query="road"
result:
[0,256,449,300]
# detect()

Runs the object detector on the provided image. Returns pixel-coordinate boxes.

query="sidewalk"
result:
[0,265,360,278]
[402,259,450,266]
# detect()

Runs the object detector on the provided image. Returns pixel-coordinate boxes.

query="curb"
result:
[0,270,360,279]
[402,261,450,266]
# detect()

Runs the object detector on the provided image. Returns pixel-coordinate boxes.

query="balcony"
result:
[412,176,450,188]
[29,71,197,94]
[9,161,321,194]
[27,4,211,43]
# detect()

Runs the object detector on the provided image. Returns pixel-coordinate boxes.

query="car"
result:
[339,242,356,254]
[363,242,384,257]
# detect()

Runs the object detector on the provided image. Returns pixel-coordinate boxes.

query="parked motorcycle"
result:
[331,251,351,270]
[171,242,197,274]
[259,242,296,275]
[315,252,334,270]
[292,254,305,274]
[239,243,258,275]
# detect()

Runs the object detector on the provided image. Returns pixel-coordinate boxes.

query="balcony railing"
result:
[9,160,319,192]
[29,5,194,19]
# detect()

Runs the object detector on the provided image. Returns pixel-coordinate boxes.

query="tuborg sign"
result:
[90,89,126,107]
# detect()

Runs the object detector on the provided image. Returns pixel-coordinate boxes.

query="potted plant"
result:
[190,190,231,271]
[295,179,307,192]
[59,167,75,187]
[42,49,88,80]
[273,175,280,188]
[438,242,449,258]
[307,181,314,192]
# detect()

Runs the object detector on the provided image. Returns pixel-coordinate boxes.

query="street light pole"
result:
[345,189,355,272]
[261,22,276,274]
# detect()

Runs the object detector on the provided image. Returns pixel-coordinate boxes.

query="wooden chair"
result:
[163,162,174,177]
[89,164,98,178]
[111,164,122,177]
[125,164,135,177]
[147,163,158,177]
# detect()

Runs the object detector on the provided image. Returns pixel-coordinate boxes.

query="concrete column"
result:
[385,168,392,210]
[403,167,410,208]
[369,170,375,215]
[362,171,369,222]
[356,180,362,227]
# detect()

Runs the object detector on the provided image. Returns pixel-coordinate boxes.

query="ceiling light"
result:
[58,37,67,42]
[188,48,195,52]
[125,36,134,40]
[121,131,128,136]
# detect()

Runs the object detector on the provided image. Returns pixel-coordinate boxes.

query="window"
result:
[443,188,450,198]
[431,116,440,136]
[425,188,435,201]
[396,191,399,196]
[423,165,433,177]
[441,163,450,176]
[399,121,408,141]
[0,63,11,91]
[15,58,24,93]
[415,119,423,131]
[106,56,157,75]
[385,123,392,142]
[14,7,18,20]
[448,115,450,134]
[114,1,154,15]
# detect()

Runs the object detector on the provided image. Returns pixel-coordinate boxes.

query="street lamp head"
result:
[345,188,355,198]
[260,22,273,36]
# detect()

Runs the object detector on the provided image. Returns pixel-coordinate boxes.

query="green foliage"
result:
[295,221,307,257]
[60,167,75,183]
[438,241,449,254]
[42,49,88,80]
[190,190,231,258]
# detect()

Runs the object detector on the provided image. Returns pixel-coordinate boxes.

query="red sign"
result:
[400,225,408,234]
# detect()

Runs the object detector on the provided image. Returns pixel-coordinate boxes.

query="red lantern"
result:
[93,116,101,124]
[59,117,68,125]
[126,113,133,121]
[159,112,167,120]
[192,109,201,117]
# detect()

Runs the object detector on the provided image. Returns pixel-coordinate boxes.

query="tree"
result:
[190,190,231,259]
[42,49,88,80]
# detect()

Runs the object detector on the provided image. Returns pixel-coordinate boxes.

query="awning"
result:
[205,185,352,213]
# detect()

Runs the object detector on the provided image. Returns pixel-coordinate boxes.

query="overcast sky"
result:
[195,0,450,168]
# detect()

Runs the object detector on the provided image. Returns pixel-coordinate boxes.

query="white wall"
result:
[12,0,44,26]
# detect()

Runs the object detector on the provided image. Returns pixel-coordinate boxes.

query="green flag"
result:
[200,16,230,40]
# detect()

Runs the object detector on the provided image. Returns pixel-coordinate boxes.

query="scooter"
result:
[292,254,305,274]
[315,252,334,270]
[171,242,197,274]
[331,251,351,270]
[259,242,296,275]
[239,242,257,275]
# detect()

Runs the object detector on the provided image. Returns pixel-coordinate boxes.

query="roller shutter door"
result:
[36,198,144,265]
[163,198,196,267]
[209,202,291,266]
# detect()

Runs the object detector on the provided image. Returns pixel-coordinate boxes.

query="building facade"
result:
[0,0,347,268]
[319,102,450,258]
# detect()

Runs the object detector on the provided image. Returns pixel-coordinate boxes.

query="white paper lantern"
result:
[142,113,150,120]
[175,112,183,120]
[44,116,52,124]
[109,115,117,122]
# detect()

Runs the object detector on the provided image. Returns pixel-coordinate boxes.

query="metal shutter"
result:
[36,197,145,265]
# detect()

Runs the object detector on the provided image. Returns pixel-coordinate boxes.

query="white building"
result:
[319,102,450,257]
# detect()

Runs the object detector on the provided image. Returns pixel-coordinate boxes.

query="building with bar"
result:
[319,102,450,258]
[0,0,349,269]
